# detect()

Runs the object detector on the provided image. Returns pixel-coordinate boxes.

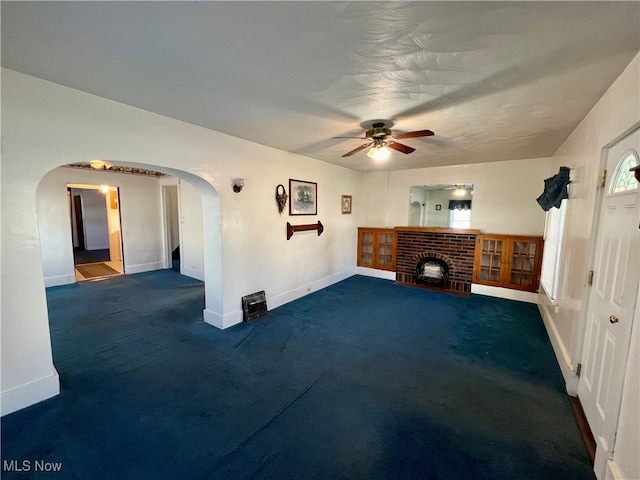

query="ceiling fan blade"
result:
[387,141,416,154]
[332,136,368,139]
[342,142,372,157]
[393,129,435,139]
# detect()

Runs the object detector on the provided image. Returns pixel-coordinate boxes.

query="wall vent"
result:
[241,290,268,322]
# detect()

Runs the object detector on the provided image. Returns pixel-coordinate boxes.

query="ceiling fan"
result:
[333,122,434,161]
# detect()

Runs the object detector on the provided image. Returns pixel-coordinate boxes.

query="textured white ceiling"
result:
[2,2,639,171]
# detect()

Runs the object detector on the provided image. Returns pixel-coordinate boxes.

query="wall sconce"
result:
[232,178,245,193]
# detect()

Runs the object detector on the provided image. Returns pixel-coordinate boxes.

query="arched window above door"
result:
[610,150,639,193]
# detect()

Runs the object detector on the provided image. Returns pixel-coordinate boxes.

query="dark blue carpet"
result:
[1,271,594,479]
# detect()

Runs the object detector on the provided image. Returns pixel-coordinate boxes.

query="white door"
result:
[579,129,639,470]
[162,184,181,269]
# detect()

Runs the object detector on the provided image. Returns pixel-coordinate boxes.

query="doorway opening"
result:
[67,183,124,281]
[162,184,181,272]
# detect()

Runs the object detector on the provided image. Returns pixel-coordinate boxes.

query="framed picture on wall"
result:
[289,179,317,215]
[341,195,352,214]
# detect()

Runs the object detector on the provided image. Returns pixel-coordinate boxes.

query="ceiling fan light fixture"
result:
[367,145,391,162]
[454,186,466,197]
[334,121,433,159]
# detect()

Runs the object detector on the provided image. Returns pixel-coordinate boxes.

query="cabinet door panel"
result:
[375,230,396,271]
[473,235,543,292]
[474,236,506,286]
[504,239,540,291]
[358,230,375,267]
[480,253,502,282]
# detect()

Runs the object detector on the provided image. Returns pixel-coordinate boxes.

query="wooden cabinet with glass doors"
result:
[357,228,396,271]
[473,234,543,292]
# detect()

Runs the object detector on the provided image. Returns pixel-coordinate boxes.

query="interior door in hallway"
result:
[578,128,639,467]
[162,184,180,271]
[72,194,85,250]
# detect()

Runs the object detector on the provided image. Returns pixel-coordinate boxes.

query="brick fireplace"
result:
[395,227,479,295]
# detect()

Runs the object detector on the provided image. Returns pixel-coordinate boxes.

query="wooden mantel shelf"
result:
[394,227,482,234]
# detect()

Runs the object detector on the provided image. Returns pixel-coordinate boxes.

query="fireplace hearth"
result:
[395,227,479,295]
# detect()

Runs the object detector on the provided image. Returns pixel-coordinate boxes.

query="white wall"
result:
[165,186,180,253]
[37,168,164,287]
[537,54,640,479]
[179,179,205,281]
[74,188,109,250]
[538,54,640,386]
[106,188,122,262]
[361,157,551,236]
[1,68,362,415]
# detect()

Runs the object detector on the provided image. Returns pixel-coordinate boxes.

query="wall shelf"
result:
[286,221,324,240]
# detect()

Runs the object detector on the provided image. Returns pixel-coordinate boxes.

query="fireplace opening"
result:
[416,257,449,288]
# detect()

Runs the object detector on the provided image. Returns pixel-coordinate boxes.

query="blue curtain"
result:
[448,200,471,210]
[536,166,571,211]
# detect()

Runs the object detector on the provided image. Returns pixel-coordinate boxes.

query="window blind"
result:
[540,199,567,301]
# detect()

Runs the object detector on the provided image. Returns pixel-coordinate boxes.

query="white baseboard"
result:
[537,299,579,395]
[595,443,609,480]
[181,265,205,281]
[355,267,396,281]
[204,268,356,330]
[203,308,242,330]
[124,261,164,275]
[44,273,76,287]
[1,370,60,416]
[605,459,626,480]
[471,284,538,303]
[268,267,356,311]
[203,308,223,328]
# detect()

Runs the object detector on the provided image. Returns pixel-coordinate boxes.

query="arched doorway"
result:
[409,201,422,226]
[35,160,224,325]
[26,159,228,414]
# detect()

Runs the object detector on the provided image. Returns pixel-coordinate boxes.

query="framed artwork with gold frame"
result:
[341,195,352,214]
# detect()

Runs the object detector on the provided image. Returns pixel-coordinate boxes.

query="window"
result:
[540,199,567,302]
[449,208,471,229]
[610,151,638,193]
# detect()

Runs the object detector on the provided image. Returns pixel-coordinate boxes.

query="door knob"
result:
[609,315,620,324]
